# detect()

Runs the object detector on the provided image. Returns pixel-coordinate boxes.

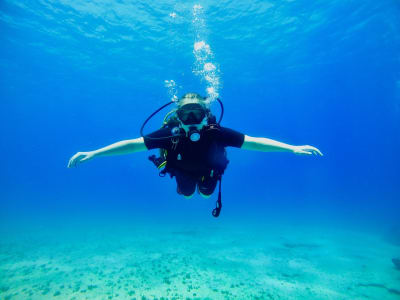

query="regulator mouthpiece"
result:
[188,127,201,142]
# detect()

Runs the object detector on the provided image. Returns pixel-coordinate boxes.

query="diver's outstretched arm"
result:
[241,135,323,156]
[67,137,147,168]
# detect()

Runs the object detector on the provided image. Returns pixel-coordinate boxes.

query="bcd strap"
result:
[212,177,222,217]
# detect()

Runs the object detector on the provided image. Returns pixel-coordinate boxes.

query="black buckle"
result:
[212,199,221,217]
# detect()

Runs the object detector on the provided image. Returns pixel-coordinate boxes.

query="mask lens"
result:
[177,108,205,124]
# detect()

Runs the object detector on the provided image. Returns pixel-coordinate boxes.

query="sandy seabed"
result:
[0,220,399,300]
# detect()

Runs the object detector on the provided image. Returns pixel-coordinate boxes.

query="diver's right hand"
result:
[68,151,96,168]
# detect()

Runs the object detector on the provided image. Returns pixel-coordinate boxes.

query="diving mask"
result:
[177,103,207,125]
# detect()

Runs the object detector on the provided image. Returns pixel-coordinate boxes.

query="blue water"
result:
[1,1,400,299]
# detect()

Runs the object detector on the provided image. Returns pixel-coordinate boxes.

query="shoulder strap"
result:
[207,113,217,125]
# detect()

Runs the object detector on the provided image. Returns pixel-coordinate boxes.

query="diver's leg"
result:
[175,170,196,199]
[199,192,212,199]
[197,175,218,198]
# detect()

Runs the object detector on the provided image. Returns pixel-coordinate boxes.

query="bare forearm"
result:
[93,137,147,157]
[241,135,294,152]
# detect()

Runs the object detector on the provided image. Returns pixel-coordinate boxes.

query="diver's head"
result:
[178,93,208,107]
[176,93,209,142]
[176,93,209,126]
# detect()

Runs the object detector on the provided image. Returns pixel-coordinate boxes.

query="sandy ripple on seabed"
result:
[0,223,400,300]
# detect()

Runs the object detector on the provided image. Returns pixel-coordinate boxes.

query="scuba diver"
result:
[68,93,322,217]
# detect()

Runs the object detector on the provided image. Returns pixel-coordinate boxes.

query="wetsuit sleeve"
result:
[219,127,245,148]
[143,127,172,150]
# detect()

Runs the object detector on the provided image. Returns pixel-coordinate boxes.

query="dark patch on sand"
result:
[358,283,400,296]
[283,242,320,249]
[391,258,400,271]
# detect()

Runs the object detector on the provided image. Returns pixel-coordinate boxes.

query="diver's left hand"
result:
[292,145,323,156]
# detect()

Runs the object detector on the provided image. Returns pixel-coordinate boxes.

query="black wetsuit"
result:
[144,126,244,196]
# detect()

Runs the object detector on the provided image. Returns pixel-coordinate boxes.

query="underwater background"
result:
[1,0,400,299]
